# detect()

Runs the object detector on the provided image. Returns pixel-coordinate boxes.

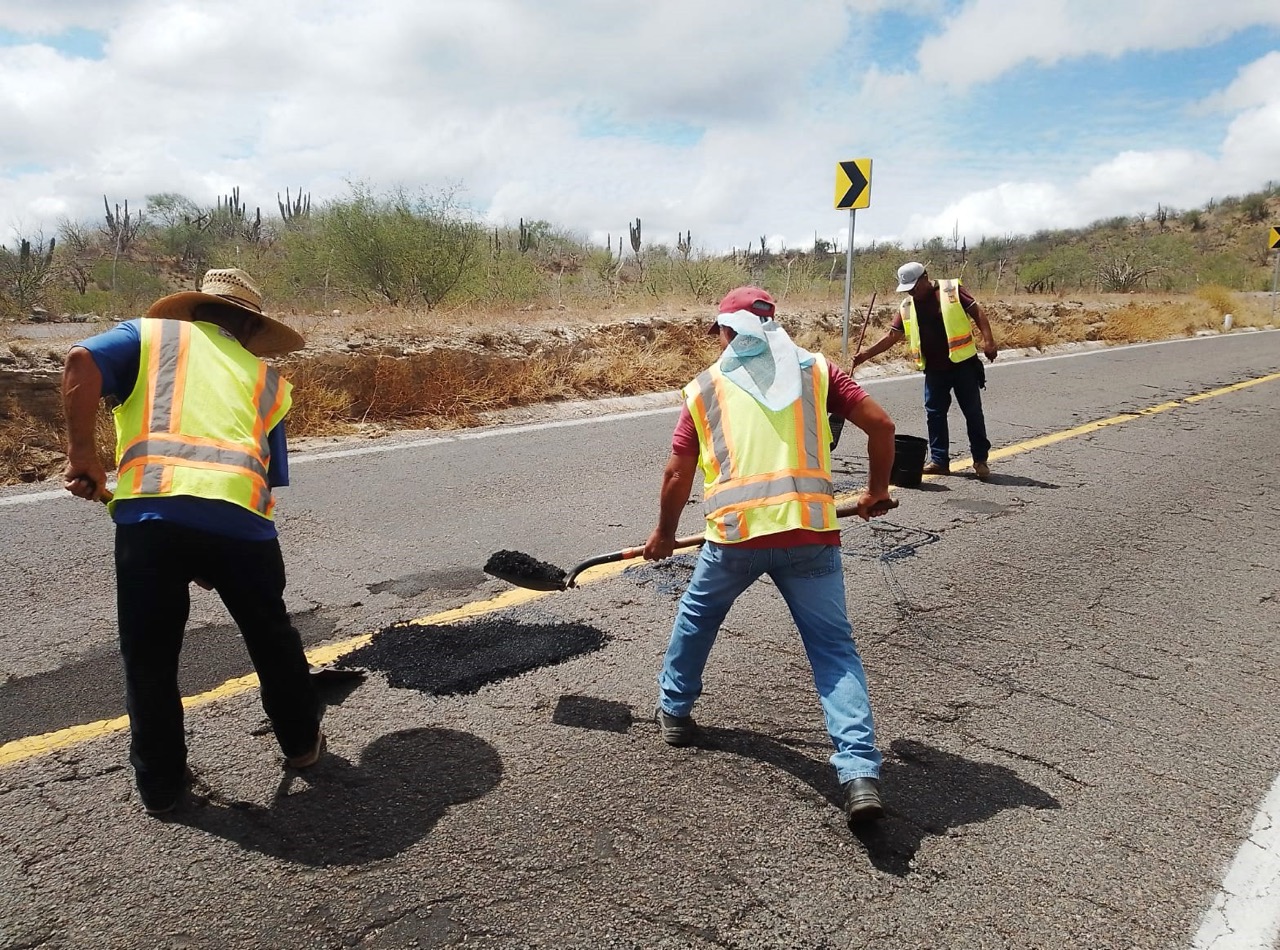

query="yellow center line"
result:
[4,369,1279,769]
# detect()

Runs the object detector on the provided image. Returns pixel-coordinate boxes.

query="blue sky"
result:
[0,0,1276,254]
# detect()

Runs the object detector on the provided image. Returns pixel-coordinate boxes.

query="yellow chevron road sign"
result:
[835,159,872,210]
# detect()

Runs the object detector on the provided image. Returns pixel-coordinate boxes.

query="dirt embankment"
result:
[0,292,1263,486]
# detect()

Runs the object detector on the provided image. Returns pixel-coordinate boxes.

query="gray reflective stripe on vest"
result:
[137,321,186,492]
[722,510,744,542]
[119,438,269,483]
[709,474,835,509]
[148,320,184,432]
[805,501,827,529]
[692,370,731,477]
[256,365,282,460]
[798,362,822,470]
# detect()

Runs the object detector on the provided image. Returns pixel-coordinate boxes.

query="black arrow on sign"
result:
[838,161,868,209]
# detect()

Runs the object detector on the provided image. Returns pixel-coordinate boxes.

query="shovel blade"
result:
[484,569,567,592]
[484,549,569,592]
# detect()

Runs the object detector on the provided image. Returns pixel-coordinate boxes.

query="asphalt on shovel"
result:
[484,497,898,593]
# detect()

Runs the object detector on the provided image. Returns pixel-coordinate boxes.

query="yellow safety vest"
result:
[900,278,978,370]
[684,355,837,544]
[111,318,291,520]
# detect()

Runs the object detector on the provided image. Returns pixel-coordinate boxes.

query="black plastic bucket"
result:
[890,435,928,488]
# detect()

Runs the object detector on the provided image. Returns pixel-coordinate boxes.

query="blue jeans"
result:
[657,542,881,782]
[923,357,990,465]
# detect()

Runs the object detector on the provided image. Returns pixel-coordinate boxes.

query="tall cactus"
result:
[278,188,311,227]
[102,196,144,252]
[629,217,642,256]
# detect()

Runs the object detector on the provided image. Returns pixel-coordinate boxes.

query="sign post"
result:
[1270,226,1280,319]
[834,158,872,361]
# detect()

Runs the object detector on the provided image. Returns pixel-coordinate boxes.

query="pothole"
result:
[342,618,609,695]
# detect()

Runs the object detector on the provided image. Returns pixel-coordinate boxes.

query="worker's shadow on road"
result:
[176,727,502,867]
[701,729,1059,875]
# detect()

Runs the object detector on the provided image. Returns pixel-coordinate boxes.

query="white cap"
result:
[896,261,926,292]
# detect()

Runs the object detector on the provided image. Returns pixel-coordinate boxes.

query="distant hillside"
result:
[0,183,1276,322]
[894,184,1280,296]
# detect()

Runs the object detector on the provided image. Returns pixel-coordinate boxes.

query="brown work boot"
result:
[921,460,950,476]
[973,461,991,481]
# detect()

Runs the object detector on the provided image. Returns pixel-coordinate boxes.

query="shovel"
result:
[485,533,705,592]
[484,497,898,593]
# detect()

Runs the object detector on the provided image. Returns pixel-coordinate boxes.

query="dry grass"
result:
[0,399,113,484]
[283,321,719,438]
[3,295,1276,486]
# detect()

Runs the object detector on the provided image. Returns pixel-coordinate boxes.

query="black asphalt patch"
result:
[342,618,609,695]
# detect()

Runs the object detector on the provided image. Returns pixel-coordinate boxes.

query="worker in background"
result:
[61,268,323,816]
[854,262,999,479]
[643,286,896,826]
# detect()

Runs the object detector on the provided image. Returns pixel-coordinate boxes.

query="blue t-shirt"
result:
[76,319,289,541]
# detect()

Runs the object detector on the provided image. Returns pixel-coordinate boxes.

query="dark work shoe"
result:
[842,777,884,825]
[285,732,326,769]
[141,769,192,817]
[655,708,697,747]
[143,796,180,817]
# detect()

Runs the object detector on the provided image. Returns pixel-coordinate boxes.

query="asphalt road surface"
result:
[1,331,1278,950]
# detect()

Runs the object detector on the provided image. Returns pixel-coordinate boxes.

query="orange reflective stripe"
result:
[121,431,262,456]
[167,322,191,433]
[690,389,722,483]
[705,468,831,502]
[142,326,161,432]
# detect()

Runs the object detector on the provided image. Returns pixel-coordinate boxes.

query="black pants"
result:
[115,520,321,806]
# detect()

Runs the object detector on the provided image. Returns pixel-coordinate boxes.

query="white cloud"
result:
[1201,51,1280,112]
[916,0,1280,89]
[0,2,1275,256]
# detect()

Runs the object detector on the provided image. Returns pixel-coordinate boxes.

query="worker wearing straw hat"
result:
[61,268,323,816]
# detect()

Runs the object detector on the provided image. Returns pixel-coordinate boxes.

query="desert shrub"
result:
[320,184,485,310]
[1193,284,1237,316]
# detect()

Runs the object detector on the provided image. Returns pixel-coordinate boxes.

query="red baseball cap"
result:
[709,286,776,334]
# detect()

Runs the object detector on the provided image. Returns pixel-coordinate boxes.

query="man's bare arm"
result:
[644,452,698,559]
[971,303,998,361]
[845,395,895,518]
[61,346,108,500]
[851,327,904,366]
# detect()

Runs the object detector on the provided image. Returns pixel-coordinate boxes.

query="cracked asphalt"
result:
[1,331,1278,949]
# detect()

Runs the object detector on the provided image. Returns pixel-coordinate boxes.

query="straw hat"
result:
[146,268,305,357]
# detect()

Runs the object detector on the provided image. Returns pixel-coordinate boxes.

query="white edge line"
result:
[292,404,680,465]
[3,329,1276,508]
[1191,770,1280,950]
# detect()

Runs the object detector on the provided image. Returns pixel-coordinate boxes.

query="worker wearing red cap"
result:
[643,286,896,826]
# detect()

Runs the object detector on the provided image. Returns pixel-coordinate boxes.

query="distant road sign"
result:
[1270,226,1280,250]
[835,159,872,210]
